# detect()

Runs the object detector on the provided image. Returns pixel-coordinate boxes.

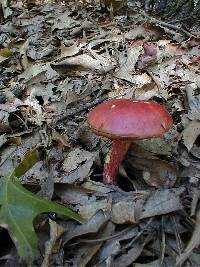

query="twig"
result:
[49,91,130,127]
[130,8,199,39]
[170,215,183,255]
[49,95,108,126]
[160,216,166,265]
[77,225,135,243]
[122,218,154,250]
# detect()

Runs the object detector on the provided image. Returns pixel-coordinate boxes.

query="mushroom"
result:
[87,99,173,185]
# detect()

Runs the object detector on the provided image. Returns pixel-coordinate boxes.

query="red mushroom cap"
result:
[87,99,173,140]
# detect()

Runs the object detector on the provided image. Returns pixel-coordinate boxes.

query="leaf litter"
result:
[0,0,200,266]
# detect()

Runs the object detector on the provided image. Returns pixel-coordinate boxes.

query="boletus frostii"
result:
[87,99,173,185]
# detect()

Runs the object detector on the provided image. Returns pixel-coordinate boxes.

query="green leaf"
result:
[0,149,84,262]
[0,48,13,57]
[13,148,40,178]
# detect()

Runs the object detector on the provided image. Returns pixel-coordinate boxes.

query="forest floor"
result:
[0,0,200,266]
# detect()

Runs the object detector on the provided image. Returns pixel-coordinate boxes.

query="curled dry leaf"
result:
[18,62,58,83]
[82,180,114,194]
[0,110,11,133]
[77,124,100,150]
[51,54,114,75]
[160,41,187,58]
[0,55,8,63]
[187,39,200,48]
[0,134,7,148]
[1,0,13,18]
[0,130,43,178]
[124,26,157,41]
[63,210,109,244]
[60,42,83,58]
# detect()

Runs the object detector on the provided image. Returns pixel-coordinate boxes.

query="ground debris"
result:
[0,0,200,266]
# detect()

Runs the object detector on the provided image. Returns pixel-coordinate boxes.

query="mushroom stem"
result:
[103,140,131,185]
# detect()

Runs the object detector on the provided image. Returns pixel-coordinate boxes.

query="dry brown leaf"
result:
[114,44,143,83]
[140,42,158,66]
[111,198,145,224]
[41,220,65,267]
[128,156,177,188]
[111,188,183,224]
[0,55,8,63]
[60,42,82,58]
[56,183,111,219]
[51,54,113,75]
[182,120,200,151]
[185,83,200,121]
[124,26,158,41]
[55,148,96,184]
[71,222,115,267]
[136,129,177,156]
[191,187,200,216]
[63,210,109,243]
[51,11,79,31]
[52,130,71,148]
[75,197,111,219]
[139,188,184,219]
[135,257,175,266]
[82,180,114,194]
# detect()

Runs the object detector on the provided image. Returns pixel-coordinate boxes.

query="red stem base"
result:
[103,140,131,185]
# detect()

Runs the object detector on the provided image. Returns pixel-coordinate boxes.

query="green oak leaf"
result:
[0,149,84,262]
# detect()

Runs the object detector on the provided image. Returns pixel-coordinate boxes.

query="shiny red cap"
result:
[87,99,173,140]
